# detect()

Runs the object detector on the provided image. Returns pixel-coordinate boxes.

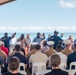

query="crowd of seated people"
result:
[0,31,76,75]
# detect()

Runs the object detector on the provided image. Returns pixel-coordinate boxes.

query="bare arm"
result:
[11,32,16,38]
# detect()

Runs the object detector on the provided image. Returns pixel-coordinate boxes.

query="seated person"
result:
[62,40,73,56]
[29,44,47,73]
[41,41,49,53]
[45,54,69,75]
[27,42,38,59]
[9,44,27,69]
[2,57,22,75]
[67,43,76,69]
[9,42,25,56]
[44,41,56,57]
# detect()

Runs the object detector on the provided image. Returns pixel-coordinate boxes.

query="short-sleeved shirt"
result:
[1,37,11,49]
[33,37,42,44]
[2,72,22,75]
[9,53,27,64]
[29,51,47,64]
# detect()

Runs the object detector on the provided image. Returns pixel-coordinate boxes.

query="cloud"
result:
[59,0,76,8]
[0,26,76,33]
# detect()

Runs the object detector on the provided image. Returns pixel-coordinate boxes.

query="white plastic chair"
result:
[36,70,51,75]
[70,62,76,70]
[60,63,67,70]
[32,62,46,75]
[19,63,27,75]
[68,62,76,75]
[65,69,76,75]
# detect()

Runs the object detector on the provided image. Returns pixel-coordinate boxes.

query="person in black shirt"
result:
[9,44,27,69]
[45,54,69,75]
[48,30,63,49]
[67,43,76,69]
[1,32,16,51]
[2,57,22,75]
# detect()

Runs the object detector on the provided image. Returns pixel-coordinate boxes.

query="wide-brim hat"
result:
[63,40,71,45]
[47,41,54,45]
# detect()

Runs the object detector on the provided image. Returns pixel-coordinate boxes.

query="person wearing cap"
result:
[27,42,38,59]
[0,41,8,56]
[62,40,73,56]
[44,41,56,57]
[33,32,43,44]
[48,30,63,49]
[41,41,49,53]
[0,32,16,51]
[55,45,67,69]
[67,43,76,69]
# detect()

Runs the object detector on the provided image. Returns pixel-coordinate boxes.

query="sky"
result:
[0,0,76,33]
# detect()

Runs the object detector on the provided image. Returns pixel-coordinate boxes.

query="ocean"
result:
[0,32,76,41]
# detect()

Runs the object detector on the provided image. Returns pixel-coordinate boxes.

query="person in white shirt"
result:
[29,44,47,74]
[29,44,47,64]
[55,45,67,70]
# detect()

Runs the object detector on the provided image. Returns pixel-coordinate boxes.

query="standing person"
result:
[41,33,45,40]
[60,33,65,40]
[17,34,26,48]
[17,34,29,55]
[25,34,31,46]
[68,35,74,44]
[0,32,16,51]
[33,32,42,44]
[68,35,74,49]
[45,54,69,75]
[2,57,23,75]
[9,33,17,53]
[46,34,51,41]
[25,34,31,54]
[48,30,63,49]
